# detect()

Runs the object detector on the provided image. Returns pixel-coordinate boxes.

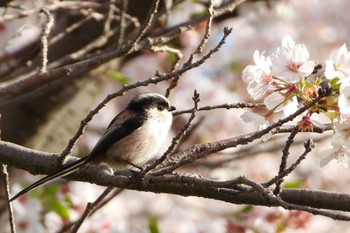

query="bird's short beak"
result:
[170,106,176,111]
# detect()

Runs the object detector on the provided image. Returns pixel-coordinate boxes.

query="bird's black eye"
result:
[157,105,165,111]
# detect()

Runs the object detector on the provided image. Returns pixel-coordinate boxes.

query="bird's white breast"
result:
[105,108,173,168]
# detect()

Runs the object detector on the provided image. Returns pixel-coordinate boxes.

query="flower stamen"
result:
[288,62,301,72]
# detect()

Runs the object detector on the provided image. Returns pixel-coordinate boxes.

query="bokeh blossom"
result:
[0,190,44,233]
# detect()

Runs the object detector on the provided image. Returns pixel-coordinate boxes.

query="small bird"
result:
[10,93,175,201]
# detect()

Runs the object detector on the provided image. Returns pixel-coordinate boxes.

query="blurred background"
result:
[1,0,350,232]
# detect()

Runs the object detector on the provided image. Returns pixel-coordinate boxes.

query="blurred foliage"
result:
[283,180,304,189]
[148,216,160,233]
[106,71,131,85]
[36,184,72,220]
[233,205,254,219]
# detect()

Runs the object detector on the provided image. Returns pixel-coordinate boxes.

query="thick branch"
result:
[1,141,350,215]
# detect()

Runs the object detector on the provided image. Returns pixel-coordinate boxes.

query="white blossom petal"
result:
[242,50,272,100]
[321,121,350,168]
[281,35,295,48]
[325,44,350,80]
[240,112,272,141]
[240,111,267,124]
[264,92,285,111]
[271,36,315,82]
[282,96,299,116]
[339,80,350,115]
[297,60,316,76]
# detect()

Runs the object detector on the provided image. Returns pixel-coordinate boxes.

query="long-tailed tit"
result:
[10,93,175,201]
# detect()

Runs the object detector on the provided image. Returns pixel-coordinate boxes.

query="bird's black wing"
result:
[85,112,146,162]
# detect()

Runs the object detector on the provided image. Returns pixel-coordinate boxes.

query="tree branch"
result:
[0,0,246,100]
[1,137,350,217]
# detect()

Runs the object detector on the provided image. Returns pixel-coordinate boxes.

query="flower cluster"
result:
[241,35,350,167]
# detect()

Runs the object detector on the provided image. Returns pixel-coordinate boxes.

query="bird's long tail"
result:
[10,156,89,202]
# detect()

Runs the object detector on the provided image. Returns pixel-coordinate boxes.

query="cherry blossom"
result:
[338,79,350,115]
[325,44,350,80]
[270,36,316,83]
[242,50,273,100]
[320,121,350,168]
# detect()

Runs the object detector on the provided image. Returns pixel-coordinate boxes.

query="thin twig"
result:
[39,9,54,73]
[56,188,123,233]
[196,135,327,169]
[117,0,128,47]
[262,139,315,188]
[273,126,299,195]
[90,188,124,215]
[271,124,332,134]
[149,45,183,71]
[104,0,116,33]
[0,110,16,233]
[0,1,24,9]
[173,102,264,116]
[174,116,205,153]
[184,0,214,66]
[1,164,16,233]
[70,187,114,233]
[114,4,140,29]
[50,11,102,45]
[128,0,160,46]
[165,75,180,98]
[0,1,103,22]
[166,0,214,95]
[49,26,120,69]
[48,5,141,69]
[196,0,214,53]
